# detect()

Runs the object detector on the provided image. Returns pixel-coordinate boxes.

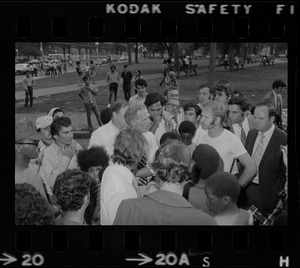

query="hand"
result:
[61,140,77,159]
[152,114,161,126]
[165,120,173,132]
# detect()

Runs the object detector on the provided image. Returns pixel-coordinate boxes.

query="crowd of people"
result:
[16,64,288,226]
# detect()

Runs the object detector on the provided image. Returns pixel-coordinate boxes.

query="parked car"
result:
[119,55,128,61]
[94,59,102,66]
[15,63,34,75]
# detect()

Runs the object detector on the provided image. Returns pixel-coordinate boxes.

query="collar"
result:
[145,190,195,208]
[112,163,134,184]
[259,123,275,139]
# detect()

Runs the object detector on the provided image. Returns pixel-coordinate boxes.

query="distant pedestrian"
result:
[121,64,133,102]
[76,61,83,86]
[57,63,62,75]
[106,65,120,108]
[78,75,102,133]
[85,62,90,76]
[89,60,96,83]
[69,59,73,67]
[159,60,168,87]
[63,61,67,74]
[133,70,143,94]
[22,71,36,108]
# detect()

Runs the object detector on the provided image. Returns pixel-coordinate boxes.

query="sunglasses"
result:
[16,140,39,147]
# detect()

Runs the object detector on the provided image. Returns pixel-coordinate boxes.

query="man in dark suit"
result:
[262,79,286,129]
[240,102,287,217]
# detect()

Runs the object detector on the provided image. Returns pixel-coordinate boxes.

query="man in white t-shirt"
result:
[199,100,256,188]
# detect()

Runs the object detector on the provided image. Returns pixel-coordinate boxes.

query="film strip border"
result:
[2,227,291,266]
[8,1,298,41]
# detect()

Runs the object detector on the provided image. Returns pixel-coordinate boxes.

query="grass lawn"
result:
[15,62,287,116]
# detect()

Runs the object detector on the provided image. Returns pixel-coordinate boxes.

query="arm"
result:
[22,78,28,91]
[106,73,110,85]
[39,153,71,190]
[237,152,257,188]
[78,89,84,100]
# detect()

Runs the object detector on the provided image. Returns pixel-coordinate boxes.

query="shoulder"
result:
[273,127,287,142]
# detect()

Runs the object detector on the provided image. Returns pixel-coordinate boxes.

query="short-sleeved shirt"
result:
[200,129,247,174]
[15,166,47,200]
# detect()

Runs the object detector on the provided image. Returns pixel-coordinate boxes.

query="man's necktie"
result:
[239,123,246,145]
[132,175,141,197]
[253,133,264,169]
[277,95,282,117]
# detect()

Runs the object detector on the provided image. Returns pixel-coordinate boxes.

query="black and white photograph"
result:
[15,42,288,226]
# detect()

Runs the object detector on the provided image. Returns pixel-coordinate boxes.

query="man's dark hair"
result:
[205,171,241,203]
[90,60,93,64]
[228,97,250,112]
[77,146,109,172]
[124,64,128,68]
[135,78,147,88]
[15,183,54,225]
[183,103,202,117]
[50,117,72,137]
[198,84,213,94]
[100,107,112,124]
[53,169,92,212]
[191,144,222,181]
[178,121,197,136]
[159,132,180,146]
[272,79,286,89]
[214,85,232,97]
[76,61,80,65]
[144,92,165,108]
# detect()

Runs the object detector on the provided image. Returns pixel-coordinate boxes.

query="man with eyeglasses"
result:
[213,85,232,111]
[129,79,148,105]
[15,119,48,200]
[163,87,184,131]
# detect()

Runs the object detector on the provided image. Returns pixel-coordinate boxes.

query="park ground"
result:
[15,58,288,148]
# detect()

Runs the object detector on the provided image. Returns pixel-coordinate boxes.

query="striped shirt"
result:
[129,94,147,105]
[106,71,120,84]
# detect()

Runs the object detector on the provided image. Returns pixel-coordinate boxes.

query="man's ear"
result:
[222,195,231,205]
[53,134,58,141]
[15,144,22,152]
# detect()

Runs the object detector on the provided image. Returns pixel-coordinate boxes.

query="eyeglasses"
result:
[16,141,39,147]
[214,92,226,97]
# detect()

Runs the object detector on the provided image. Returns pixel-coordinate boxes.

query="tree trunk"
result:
[229,45,234,71]
[135,43,139,64]
[127,43,132,65]
[208,43,216,86]
[173,43,180,79]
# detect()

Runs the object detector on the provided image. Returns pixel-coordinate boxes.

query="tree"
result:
[135,43,139,64]
[208,43,217,86]
[15,43,41,58]
[127,43,132,65]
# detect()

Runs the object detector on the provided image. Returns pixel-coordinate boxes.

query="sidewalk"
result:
[15,73,163,101]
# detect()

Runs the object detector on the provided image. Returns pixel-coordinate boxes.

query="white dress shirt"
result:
[143,131,159,164]
[39,141,82,192]
[232,117,250,141]
[252,124,275,184]
[88,120,120,161]
[100,163,138,225]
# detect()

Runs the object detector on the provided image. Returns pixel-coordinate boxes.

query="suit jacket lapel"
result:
[260,127,278,164]
[246,129,258,156]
